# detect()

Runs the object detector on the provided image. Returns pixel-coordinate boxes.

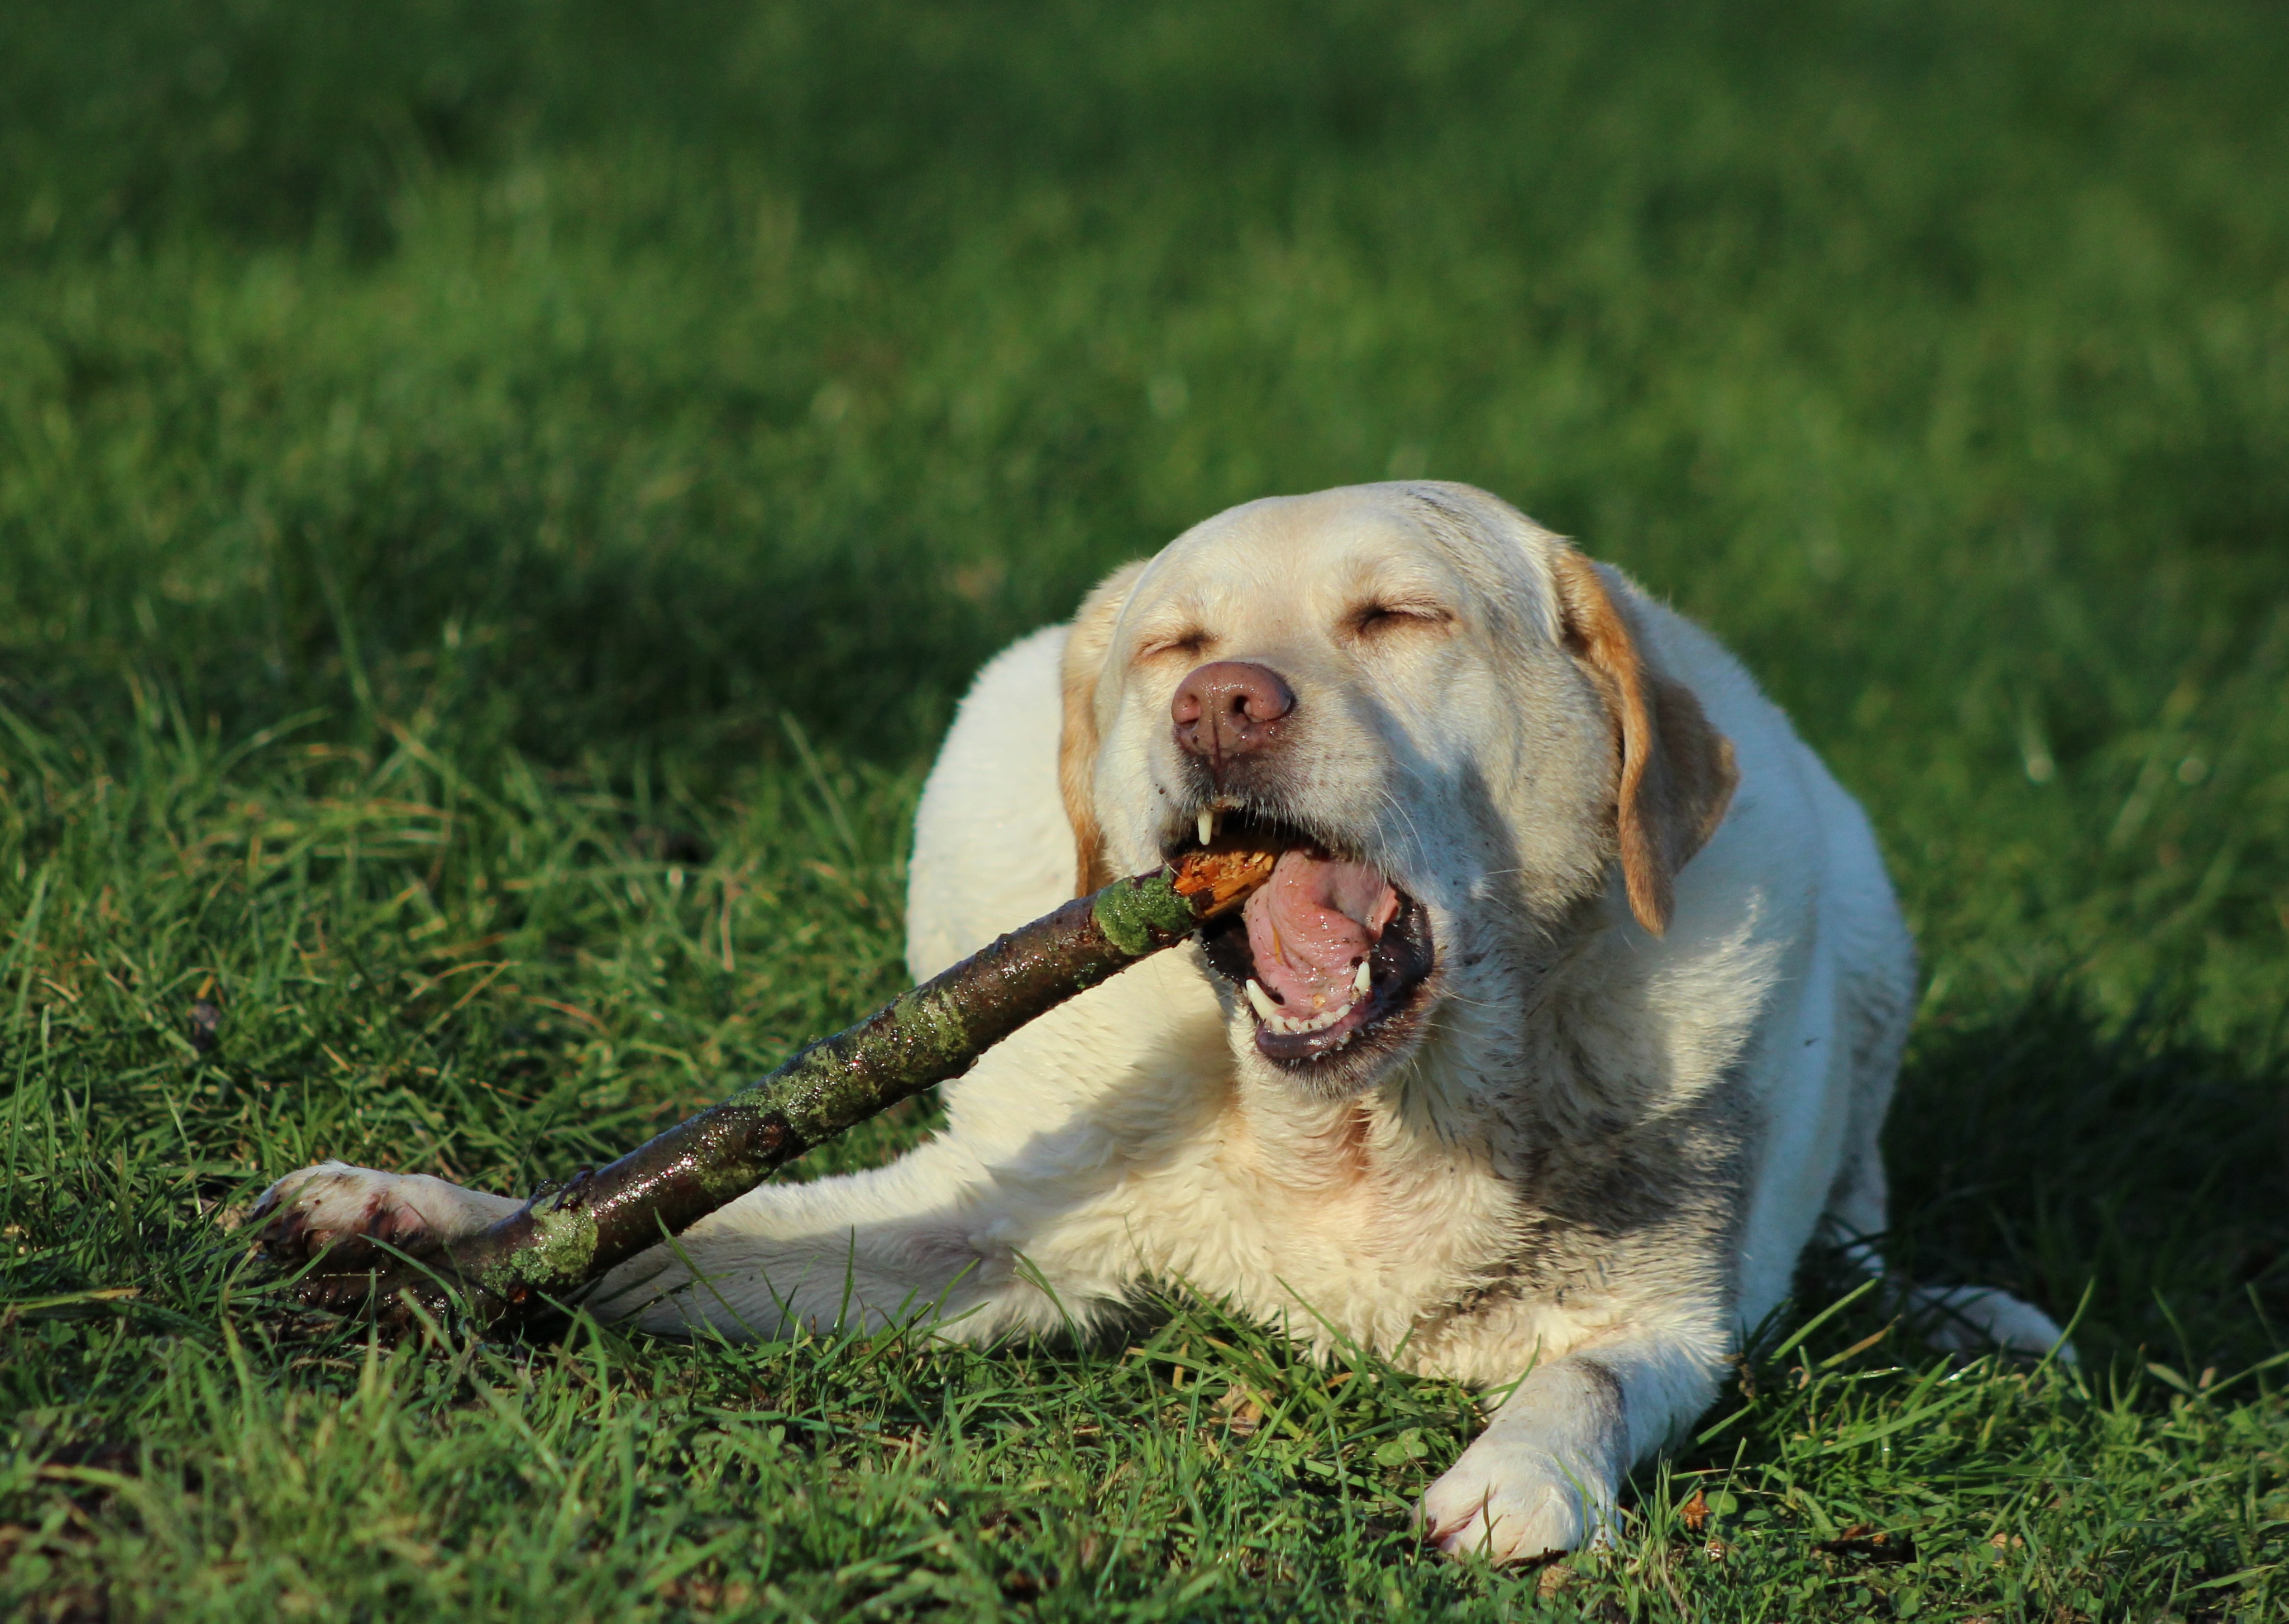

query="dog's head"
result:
[1059,481,1737,1099]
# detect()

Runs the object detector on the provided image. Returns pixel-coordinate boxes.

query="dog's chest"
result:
[1161,1088,1535,1342]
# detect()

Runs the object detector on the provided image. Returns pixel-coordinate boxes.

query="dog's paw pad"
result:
[252,1162,435,1262]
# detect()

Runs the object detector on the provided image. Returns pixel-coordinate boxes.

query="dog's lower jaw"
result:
[1219,978,1441,1101]
[1202,902,1445,1100]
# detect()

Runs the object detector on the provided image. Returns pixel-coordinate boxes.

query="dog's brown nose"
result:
[1172,661,1295,772]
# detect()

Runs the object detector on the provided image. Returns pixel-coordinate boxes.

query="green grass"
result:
[3,0,2287,1616]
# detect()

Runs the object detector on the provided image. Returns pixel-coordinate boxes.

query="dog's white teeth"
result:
[1259,998,1354,1036]
[1247,970,1374,1038]
[1354,960,1372,995]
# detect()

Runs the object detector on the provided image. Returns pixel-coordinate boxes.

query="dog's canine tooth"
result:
[1244,978,1280,1021]
[1354,960,1372,995]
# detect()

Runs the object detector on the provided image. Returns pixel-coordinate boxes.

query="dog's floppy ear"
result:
[1058,560,1148,896]
[1550,548,1738,934]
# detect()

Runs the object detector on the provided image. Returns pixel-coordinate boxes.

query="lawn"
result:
[3,0,2287,1617]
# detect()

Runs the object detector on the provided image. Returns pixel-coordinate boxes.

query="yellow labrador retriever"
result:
[261,482,2063,1561]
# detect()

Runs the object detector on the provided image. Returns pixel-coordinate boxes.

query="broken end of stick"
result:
[1170,845,1279,918]
[1089,848,1276,956]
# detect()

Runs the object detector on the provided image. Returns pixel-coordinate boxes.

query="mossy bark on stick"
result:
[289,847,1275,1335]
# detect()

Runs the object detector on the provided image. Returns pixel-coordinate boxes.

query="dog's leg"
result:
[1893,1280,2073,1359]
[1415,1328,1726,1564]
[1822,1160,2075,1363]
[255,1142,1131,1344]
[576,1131,1134,1343]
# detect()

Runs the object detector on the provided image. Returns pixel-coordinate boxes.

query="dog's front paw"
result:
[252,1162,509,1265]
[1414,1434,1614,1564]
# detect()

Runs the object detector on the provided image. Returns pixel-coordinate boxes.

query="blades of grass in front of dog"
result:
[284,847,1277,1336]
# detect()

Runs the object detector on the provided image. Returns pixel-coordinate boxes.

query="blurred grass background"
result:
[2,1,2286,1618]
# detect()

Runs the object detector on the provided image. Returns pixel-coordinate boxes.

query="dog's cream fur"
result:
[260,483,2065,1561]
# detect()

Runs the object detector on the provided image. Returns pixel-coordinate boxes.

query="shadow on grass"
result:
[1882,987,2287,1375]
[1,520,1010,785]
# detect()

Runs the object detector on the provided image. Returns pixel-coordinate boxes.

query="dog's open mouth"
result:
[1173,809,1436,1065]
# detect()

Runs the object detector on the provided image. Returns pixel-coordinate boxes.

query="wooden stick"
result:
[284,847,1276,1335]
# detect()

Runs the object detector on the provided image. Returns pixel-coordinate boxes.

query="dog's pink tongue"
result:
[1242,849,1399,1011]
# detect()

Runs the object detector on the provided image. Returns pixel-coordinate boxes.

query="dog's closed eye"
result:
[1138,628,1212,663]
[1346,601,1452,639]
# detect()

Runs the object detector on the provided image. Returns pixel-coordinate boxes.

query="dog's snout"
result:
[1172,661,1295,773]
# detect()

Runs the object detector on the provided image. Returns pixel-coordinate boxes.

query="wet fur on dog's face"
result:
[1057,482,1734,1100]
